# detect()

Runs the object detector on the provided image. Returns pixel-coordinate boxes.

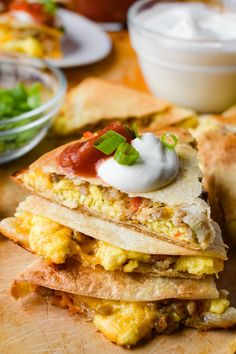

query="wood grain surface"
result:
[0,32,236,354]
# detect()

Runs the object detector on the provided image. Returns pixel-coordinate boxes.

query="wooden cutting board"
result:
[1,32,236,354]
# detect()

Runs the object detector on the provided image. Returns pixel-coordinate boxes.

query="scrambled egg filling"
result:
[3,37,43,57]
[207,298,230,314]
[73,296,230,346]
[0,28,43,57]
[15,212,223,276]
[95,241,151,272]
[21,169,197,244]
[175,256,223,276]
[16,212,80,264]
[16,212,152,270]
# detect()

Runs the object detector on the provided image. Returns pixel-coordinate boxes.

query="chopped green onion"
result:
[125,122,139,139]
[0,82,42,120]
[132,122,139,138]
[0,82,42,152]
[39,0,57,15]
[114,142,139,165]
[93,130,125,155]
[161,133,178,150]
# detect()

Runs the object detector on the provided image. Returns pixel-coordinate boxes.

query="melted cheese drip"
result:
[78,297,158,346]
[73,295,230,346]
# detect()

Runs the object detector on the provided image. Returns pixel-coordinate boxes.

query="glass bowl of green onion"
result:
[0,58,67,164]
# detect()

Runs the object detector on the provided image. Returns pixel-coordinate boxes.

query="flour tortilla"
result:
[53,78,170,135]
[11,259,219,301]
[0,195,226,259]
[52,78,196,135]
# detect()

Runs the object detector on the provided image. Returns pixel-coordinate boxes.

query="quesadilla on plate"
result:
[11,260,236,347]
[53,78,196,135]
[13,124,215,250]
[0,0,62,58]
[0,195,226,278]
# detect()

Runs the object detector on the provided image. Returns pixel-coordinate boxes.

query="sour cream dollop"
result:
[97,133,179,193]
[142,3,236,41]
[11,10,35,24]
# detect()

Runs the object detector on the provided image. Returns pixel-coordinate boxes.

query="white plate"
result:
[49,9,112,68]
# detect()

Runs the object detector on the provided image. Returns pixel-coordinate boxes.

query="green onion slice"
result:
[93,130,125,155]
[39,0,57,15]
[125,122,139,139]
[132,122,139,138]
[160,133,178,150]
[114,142,139,165]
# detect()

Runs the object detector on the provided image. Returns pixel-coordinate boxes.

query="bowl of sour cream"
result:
[128,1,236,113]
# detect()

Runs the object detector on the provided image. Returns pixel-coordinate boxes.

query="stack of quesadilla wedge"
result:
[1,125,236,347]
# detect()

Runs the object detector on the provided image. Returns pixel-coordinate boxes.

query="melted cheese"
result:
[11,282,231,347]
[80,297,158,346]
[76,295,230,345]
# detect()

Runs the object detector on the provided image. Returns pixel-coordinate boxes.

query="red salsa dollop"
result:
[59,122,132,178]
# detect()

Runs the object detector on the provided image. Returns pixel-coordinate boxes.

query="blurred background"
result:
[66,0,229,27]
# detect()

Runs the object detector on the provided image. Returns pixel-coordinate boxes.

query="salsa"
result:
[59,122,131,177]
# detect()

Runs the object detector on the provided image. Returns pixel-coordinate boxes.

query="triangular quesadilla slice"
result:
[11,260,236,347]
[53,78,195,135]
[0,195,226,279]
[13,126,216,251]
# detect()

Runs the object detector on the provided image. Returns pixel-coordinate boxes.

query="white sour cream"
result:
[142,3,236,41]
[11,10,35,24]
[97,133,179,193]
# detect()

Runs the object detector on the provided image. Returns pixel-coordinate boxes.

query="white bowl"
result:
[128,0,236,113]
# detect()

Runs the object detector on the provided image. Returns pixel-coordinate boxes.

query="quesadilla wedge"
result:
[13,125,215,251]
[0,196,226,278]
[53,78,196,135]
[197,130,236,244]
[11,260,236,347]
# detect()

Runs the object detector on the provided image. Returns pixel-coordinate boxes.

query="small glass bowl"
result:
[0,58,67,164]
